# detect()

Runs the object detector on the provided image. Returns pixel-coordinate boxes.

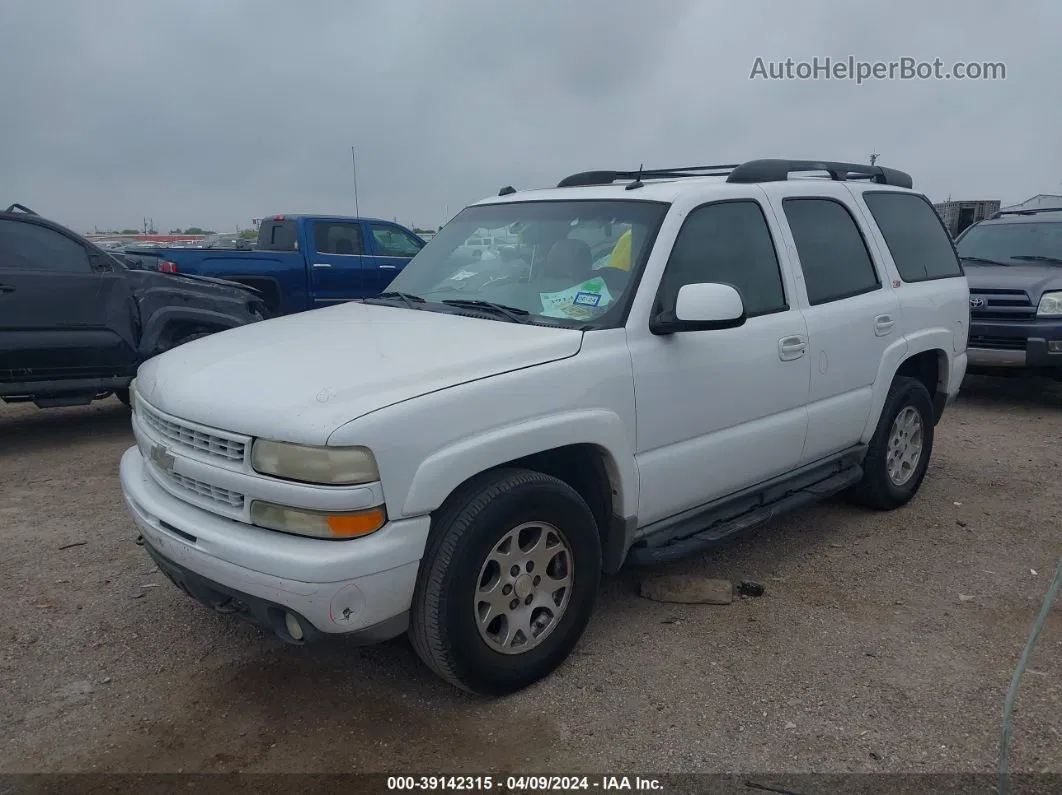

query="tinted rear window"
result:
[863,192,962,281]
[257,219,298,251]
[782,198,880,305]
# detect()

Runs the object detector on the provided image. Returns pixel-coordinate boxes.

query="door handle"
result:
[778,335,808,361]
[874,314,895,336]
[378,264,397,270]
[312,262,332,268]
[0,284,14,294]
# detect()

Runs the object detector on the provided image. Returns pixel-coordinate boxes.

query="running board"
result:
[626,450,865,567]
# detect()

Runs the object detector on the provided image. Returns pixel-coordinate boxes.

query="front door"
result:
[764,187,902,464]
[307,220,372,306]
[0,218,138,380]
[627,197,811,526]
[364,222,425,295]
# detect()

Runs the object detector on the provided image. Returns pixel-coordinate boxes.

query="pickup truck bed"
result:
[147,215,426,315]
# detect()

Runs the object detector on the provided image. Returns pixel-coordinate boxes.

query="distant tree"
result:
[119,229,139,235]
[238,229,256,239]
[182,227,213,235]
[413,227,432,235]
[168,229,182,234]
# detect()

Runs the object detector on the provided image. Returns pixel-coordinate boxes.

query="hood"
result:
[962,262,1062,301]
[136,302,584,444]
[125,268,260,301]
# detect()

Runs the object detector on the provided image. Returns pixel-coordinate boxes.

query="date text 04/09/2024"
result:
[385,775,665,791]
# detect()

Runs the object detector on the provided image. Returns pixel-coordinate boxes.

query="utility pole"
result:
[869,151,880,166]
[351,146,361,219]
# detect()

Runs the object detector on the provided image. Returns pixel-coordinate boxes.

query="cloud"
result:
[0,0,1057,232]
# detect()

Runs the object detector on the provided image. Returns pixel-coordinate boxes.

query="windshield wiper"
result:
[364,291,426,309]
[1010,255,1062,265]
[440,299,530,323]
[960,256,1007,266]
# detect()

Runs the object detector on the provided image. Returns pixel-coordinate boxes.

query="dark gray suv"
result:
[956,207,1062,379]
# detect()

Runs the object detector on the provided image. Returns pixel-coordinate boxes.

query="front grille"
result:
[969,335,1028,351]
[161,469,245,510]
[970,288,1035,319]
[139,400,246,463]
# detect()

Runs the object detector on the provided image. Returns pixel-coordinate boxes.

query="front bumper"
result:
[968,318,1062,371]
[120,446,431,641]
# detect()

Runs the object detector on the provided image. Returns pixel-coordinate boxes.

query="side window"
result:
[863,192,963,282]
[258,220,298,252]
[782,198,880,305]
[369,224,424,257]
[0,219,93,272]
[313,222,363,255]
[657,200,787,317]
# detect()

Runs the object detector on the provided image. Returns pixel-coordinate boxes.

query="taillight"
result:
[159,260,178,273]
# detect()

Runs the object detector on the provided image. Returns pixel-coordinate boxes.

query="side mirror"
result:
[650,282,746,335]
[89,252,113,272]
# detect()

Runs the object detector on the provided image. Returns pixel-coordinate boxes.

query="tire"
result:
[409,468,602,696]
[848,376,935,510]
[114,388,131,407]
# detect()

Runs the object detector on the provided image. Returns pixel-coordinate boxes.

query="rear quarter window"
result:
[862,192,963,282]
[257,220,298,252]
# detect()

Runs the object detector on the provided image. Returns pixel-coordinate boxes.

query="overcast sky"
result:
[1,0,1058,233]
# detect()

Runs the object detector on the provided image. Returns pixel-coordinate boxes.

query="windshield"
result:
[956,220,1062,265]
[381,199,668,327]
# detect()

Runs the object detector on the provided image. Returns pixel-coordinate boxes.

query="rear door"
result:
[364,222,425,294]
[0,218,138,380]
[764,186,903,464]
[306,219,372,306]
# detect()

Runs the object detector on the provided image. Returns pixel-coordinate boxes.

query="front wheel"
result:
[848,376,935,510]
[409,468,602,696]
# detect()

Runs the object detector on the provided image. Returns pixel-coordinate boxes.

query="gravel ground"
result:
[1,376,1060,776]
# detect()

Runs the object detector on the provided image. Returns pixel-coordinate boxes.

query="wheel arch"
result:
[401,411,637,573]
[861,333,951,442]
[139,307,244,356]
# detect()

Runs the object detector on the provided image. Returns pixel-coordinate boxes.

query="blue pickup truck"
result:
[147,215,427,316]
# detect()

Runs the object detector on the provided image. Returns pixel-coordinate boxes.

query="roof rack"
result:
[989,207,1062,219]
[558,165,740,188]
[555,159,913,190]
[4,203,39,215]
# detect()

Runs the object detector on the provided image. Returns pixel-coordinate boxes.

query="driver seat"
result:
[537,238,594,283]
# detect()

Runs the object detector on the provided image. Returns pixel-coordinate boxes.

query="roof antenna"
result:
[625,163,645,191]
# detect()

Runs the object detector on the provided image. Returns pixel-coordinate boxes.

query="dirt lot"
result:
[1,377,1060,777]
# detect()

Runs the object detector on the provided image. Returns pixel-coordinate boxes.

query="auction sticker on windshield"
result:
[539,277,614,320]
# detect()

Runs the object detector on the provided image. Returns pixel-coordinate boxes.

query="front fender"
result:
[400,409,638,519]
[139,306,248,355]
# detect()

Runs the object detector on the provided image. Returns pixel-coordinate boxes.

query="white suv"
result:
[119,159,969,695]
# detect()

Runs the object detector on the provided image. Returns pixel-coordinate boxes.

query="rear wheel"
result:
[848,376,935,509]
[409,468,602,695]
[114,388,131,407]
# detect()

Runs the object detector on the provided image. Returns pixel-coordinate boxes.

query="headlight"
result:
[129,378,138,413]
[250,439,379,485]
[1037,291,1062,317]
[250,500,386,539]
